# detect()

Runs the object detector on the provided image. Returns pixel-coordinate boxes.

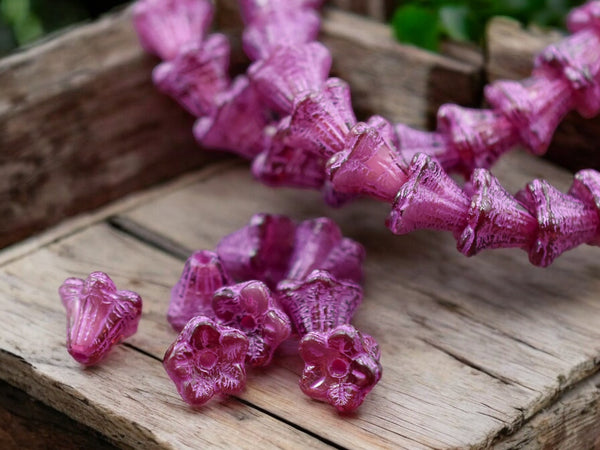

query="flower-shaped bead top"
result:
[299,324,382,413]
[168,251,231,332]
[213,281,292,367]
[163,316,249,407]
[59,272,142,366]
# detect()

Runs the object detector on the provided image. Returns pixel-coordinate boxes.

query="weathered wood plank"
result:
[0,231,331,449]
[486,17,600,173]
[0,380,118,450]
[0,9,223,250]
[329,0,396,22]
[496,371,600,449]
[113,151,600,447]
[0,223,527,449]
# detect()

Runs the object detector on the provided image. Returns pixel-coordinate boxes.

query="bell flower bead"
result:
[163,316,249,407]
[168,251,231,332]
[213,281,292,367]
[133,0,213,60]
[59,272,142,366]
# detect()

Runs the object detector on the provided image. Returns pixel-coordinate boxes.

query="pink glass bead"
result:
[485,75,573,154]
[163,316,249,407]
[567,1,600,33]
[366,115,399,152]
[327,123,409,202]
[243,8,321,61]
[251,119,327,189]
[285,218,365,284]
[213,281,292,367]
[239,0,324,23]
[535,30,600,117]
[277,270,381,412]
[168,251,231,332]
[457,169,537,256]
[569,169,600,245]
[58,272,142,366]
[133,0,213,60]
[152,34,231,117]
[437,105,520,171]
[193,76,270,159]
[287,78,357,158]
[248,43,332,114]
[394,124,460,170]
[387,153,470,235]
[277,270,363,336]
[216,213,296,288]
[299,324,381,413]
[321,180,356,208]
[517,179,599,267]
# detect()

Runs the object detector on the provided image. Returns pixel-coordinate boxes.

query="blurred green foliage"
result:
[0,0,126,55]
[391,0,587,51]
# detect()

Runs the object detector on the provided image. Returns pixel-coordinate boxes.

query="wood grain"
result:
[0,9,222,250]
[486,17,600,173]
[0,233,331,449]
[496,371,600,449]
[109,151,600,448]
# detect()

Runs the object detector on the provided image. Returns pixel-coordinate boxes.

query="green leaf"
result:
[392,4,442,51]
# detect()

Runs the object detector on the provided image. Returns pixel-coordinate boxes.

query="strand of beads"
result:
[133,0,600,267]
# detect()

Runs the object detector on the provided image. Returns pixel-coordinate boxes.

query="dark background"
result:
[0,0,129,55]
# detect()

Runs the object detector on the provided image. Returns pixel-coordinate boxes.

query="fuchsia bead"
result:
[242,8,321,61]
[485,75,573,155]
[535,30,600,118]
[387,153,470,235]
[193,76,270,159]
[286,217,365,284]
[59,272,142,366]
[163,316,249,407]
[132,0,213,61]
[216,213,296,288]
[436,105,519,172]
[568,1,600,33]
[327,123,408,202]
[248,43,332,114]
[517,179,600,267]
[168,251,231,332]
[458,169,537,256]
[251,117,327,189]
[277,270,381,412]
[153,34,231,117]
[213,281,291,367]
[286,78,357,158]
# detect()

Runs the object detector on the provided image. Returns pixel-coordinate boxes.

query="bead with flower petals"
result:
[213,281,291,367]
[163,316,249,407]
[299,325,381,413]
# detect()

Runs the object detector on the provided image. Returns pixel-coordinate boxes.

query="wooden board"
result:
[486,17,600,173]
[1,151,599,448]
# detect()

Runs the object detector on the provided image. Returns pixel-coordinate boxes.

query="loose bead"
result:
[59,272,142,366]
